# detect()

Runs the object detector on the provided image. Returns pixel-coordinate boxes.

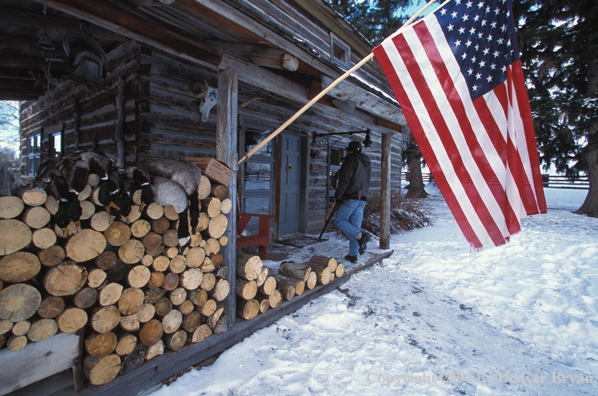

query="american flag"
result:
[373,0,546,249]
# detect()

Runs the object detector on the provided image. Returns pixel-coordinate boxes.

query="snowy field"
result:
[152,187,598,396]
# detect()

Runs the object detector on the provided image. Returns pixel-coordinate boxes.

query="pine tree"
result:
[515,0,598,216]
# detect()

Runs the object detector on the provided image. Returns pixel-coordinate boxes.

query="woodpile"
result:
[234,254,343,321]
[0,158,232,386]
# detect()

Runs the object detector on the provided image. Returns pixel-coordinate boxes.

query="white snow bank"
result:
[152,186,598,395]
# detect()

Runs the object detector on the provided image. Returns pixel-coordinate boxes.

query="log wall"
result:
[20,36,403,234]
[19,41,142,179]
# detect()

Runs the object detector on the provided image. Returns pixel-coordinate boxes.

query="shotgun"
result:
[318,201,340,239]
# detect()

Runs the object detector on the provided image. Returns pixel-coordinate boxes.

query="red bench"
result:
[236,212,275,260]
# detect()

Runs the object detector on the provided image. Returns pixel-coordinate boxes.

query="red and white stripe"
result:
[374,15,546,249]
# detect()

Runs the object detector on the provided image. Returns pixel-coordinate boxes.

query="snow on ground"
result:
[152,187,598,395]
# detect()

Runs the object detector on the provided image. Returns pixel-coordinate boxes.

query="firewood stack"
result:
[234,254,342,321]
[0,158,232,386]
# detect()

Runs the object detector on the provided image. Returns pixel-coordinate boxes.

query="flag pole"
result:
[238,0,439,165]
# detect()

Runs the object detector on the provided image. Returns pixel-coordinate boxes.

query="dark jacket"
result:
[335,151,371,201]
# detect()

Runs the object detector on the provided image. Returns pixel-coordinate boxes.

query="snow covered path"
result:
[152,188,598,395]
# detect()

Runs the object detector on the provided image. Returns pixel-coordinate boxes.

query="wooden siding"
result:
[19,40,141,177]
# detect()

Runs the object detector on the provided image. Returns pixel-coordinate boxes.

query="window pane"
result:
[244,162,272,191]
[35,134,41,150]
[28,137,34,154]
[53,133,62,156]
[245,130,273,157]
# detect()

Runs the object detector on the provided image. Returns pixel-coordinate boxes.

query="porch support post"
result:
[379,132,391,249]
[217,67,238,325]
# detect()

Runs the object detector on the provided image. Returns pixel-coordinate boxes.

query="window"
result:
[240,125,275,233]
[330,33,351,68]
[27,133,41,176]
[51,131,62,158]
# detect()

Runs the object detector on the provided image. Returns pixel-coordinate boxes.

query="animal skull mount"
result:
[188,80,218,123]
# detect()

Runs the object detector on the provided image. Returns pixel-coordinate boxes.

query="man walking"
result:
[334,140,372,263]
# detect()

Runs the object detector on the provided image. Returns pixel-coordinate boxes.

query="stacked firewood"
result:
[0,167,232,386]
[234,254,343,321]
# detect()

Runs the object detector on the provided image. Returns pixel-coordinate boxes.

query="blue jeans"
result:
[334,199,366,256]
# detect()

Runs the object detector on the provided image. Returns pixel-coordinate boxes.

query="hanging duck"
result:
[59,157,90,195]
[107,169,132,223]
[124,166,153,212]
[150,176,191,248]
[37,159,82,238]
[140,158,202,235]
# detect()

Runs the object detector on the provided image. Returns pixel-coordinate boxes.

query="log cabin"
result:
[0,0,408,393]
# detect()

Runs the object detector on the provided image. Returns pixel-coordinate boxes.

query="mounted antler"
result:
[240,97,263,108]
[188,80,209,99]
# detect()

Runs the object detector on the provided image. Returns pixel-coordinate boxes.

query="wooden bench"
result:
[236,212,275,260]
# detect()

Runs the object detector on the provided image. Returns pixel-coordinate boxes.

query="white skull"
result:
[199,87,218,123]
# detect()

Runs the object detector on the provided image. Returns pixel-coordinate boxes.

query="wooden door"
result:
[279,133,302,235]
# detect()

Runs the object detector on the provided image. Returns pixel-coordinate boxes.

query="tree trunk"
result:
[129,219,151,240]
[84,355,121,385]
[88,268,107,288]
[0,196,24,218]
[236,279,257,300]
[90,306,121,334]
[306,271,317,290]
[210,279,230,302]
[0,251,40,283]
[120,314,140,332]
[0,219,32,255]
[279,261,311,282]
[309,263,332,285]
[164,329,187,351]
[576,150,598,217]
[405,135,429,199]
[85,331,117,358]
[144,340,164,361]
[99,283,124,306]
[275,275,304,297]
[119,240,145,264]
[200,272,216,291]
[182,311,202,333]
[27,318,58,342]
[575,51,598,216]
[236,253,262,281]
[104,221,131,247]
[190,323,212,343]
[120,343,146,375]
[139,319,163,346]
[115,333,137,356]
[127,265,150,288]
[257,276,276,296]
[161,309,182,334]
[38,245,65,267]
[236,298,259,320]
[57,307,88,333]
[74,287,98,309]
[32,228,56,249]
[180,268,203,290]
[37,296,65,319]
[309,255,337,271]
[66,229,107,262]
[44,262,88,296]
[118,287,144,315]
[201,299,217,316]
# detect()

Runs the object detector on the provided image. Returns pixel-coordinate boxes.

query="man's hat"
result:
[346,140,363,152]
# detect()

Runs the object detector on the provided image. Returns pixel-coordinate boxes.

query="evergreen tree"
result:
[515,0,598,216]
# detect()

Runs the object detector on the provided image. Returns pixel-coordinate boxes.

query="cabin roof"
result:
[0,0,398,109]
